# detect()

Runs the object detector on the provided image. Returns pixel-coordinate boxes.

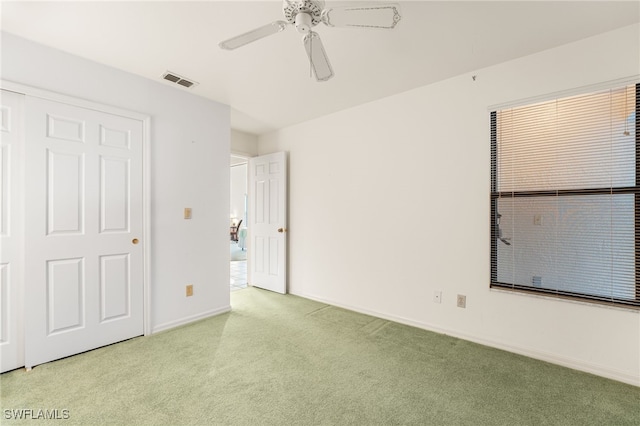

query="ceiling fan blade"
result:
[303,31,334,82]
[219,21,288,50]
[321,4,401,29]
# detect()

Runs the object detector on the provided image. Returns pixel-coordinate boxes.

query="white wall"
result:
[1,32,231,333]
[258,24,640,385]
[231,129,258,157]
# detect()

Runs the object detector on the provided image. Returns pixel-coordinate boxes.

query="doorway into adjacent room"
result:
[230,155,248,291]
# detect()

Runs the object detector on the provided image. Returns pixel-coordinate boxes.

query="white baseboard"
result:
[294,291,640,387]
[151,305,231,334]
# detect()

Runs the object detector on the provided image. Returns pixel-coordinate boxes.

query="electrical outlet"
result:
[456,294,466,308]
[186,284,193,297]
[534,214,543,226]
[433,291,442,304]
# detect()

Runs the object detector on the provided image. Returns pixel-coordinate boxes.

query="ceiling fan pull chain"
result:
[309,34,313,79]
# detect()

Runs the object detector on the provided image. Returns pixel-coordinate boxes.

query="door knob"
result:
[277,228,287,233]
[132,238,139,244]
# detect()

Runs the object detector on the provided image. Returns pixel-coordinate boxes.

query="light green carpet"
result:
[1,288,639,425]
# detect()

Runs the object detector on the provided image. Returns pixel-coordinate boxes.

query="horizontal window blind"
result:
[490,83,639,307]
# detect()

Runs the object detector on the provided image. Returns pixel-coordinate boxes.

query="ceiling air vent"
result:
[162,71,198,88]
[177,79,194,88]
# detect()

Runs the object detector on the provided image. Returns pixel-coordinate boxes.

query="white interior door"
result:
[24,96,144,369]
[0,90,25,372]
[248,152,287,294]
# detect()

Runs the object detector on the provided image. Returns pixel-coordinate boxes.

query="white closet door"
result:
[24,96,144,369]
[248,152,287,294]
[0,90,25,373]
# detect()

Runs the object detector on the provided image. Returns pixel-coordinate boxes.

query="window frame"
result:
[489,83,640,308]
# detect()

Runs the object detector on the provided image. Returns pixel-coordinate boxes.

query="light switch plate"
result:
[184,208,192,219]
[457,294,466,308]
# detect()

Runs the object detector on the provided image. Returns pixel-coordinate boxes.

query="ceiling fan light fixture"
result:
[295,12,313,34]
[284,0,324,25]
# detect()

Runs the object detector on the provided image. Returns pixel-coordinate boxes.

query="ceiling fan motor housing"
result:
[283,0,324,33]
[295,12,313,33]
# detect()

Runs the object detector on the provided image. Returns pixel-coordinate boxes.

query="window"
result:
[490,83,639,308]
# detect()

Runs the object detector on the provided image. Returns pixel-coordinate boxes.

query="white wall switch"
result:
[457,294,466,308]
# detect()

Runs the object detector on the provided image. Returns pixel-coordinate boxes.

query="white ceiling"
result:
[2,1,639,135]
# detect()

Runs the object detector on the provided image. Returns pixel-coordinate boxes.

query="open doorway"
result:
[230,155,248,291]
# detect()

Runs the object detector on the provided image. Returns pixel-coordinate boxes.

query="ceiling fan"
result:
[219,1,402,82]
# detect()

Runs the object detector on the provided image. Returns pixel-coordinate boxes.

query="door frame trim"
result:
[1,79,153,337]
[230,152,251,286]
